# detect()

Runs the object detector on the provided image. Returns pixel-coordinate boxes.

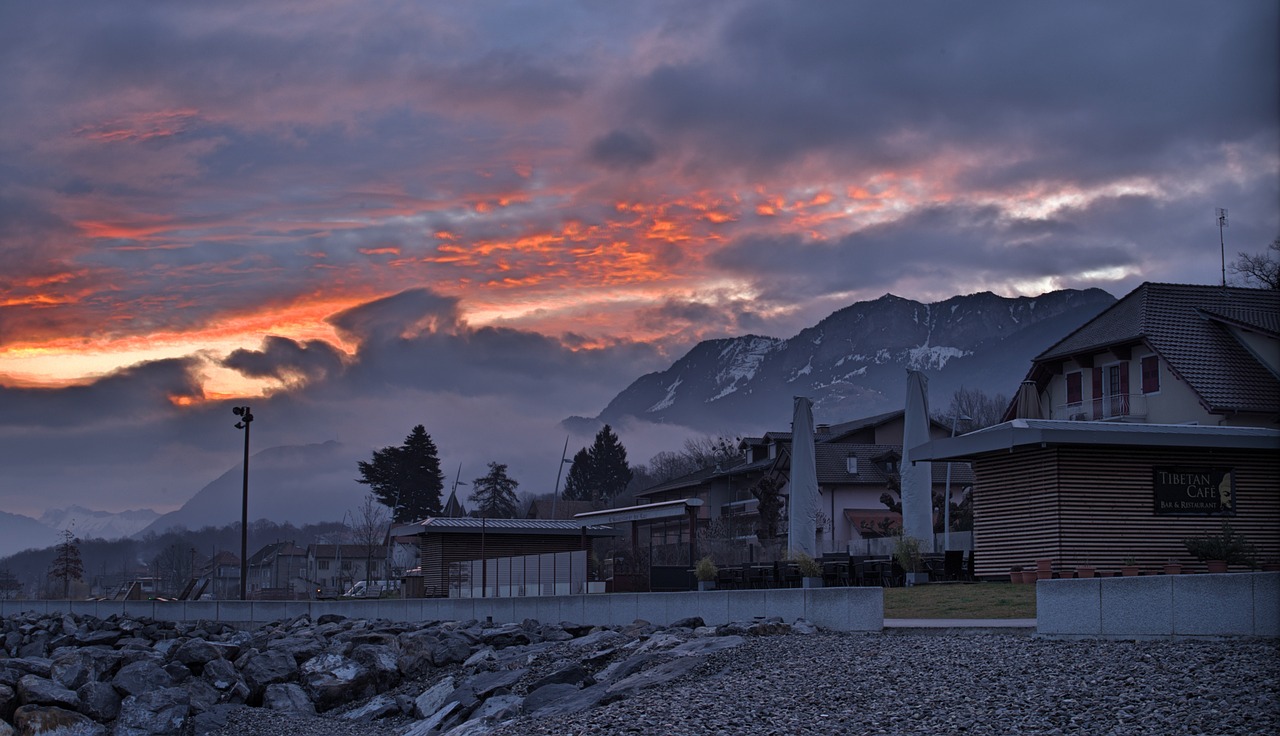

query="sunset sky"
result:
[1,1,1277,519]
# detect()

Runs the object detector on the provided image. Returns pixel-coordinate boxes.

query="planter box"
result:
[904,572,929,587]
[697,580,716,592]
[1076,567,1096,579]
[802,577,824,589]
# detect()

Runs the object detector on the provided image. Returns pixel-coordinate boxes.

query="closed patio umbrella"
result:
[788,396,819,558]
[900,370,934,552]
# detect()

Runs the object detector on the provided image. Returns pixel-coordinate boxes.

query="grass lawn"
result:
[882,582,1036,619]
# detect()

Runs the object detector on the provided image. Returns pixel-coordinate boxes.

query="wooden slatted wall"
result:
[971,444,1278,579]
[971,447,1061,579]
[1055,446,1278,572]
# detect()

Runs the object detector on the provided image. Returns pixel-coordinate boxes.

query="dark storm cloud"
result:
[221,336,346,385]
[587,130,658,171]
[0,358,203,430]
[712,202,1145,303]
[615,0,1278,183]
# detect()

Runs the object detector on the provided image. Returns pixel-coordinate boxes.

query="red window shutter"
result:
[1092,367,1102,395]
[1141,355,1160,393]
[1119,361,1130,395]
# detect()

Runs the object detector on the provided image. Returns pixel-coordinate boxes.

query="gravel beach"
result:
[202,632,1279,736]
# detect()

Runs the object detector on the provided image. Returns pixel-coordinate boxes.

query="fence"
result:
[448,550,590,598]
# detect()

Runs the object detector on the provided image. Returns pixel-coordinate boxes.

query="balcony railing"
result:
[1053,393,1148,421]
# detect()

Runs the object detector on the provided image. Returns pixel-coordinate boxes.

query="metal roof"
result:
[401,517,618,536]
[910,419,1280,461]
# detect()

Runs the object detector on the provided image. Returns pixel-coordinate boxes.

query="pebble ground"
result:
[203,633,1280,736]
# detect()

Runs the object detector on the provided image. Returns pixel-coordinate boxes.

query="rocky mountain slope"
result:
[585,289,1116,432]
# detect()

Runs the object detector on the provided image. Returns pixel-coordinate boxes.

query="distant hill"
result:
[139,441,368,536]
[576,288,1116,432]
[0,510,57,559]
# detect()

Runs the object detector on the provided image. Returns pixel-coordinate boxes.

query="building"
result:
[395,517,618,598]
[245,542,309,599]
[305,544,388,595]
[914,283,1280,578]
[635,410,975,557]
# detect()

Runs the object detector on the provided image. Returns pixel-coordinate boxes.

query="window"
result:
[1066,372,1083,405]
[318,560,329,570]
[341,560,352,571]
[1141,355,1160,394]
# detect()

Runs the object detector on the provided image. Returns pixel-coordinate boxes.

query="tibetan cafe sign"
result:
[1153,467,1236,515]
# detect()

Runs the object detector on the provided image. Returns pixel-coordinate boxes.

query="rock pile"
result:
[0,610,815,735]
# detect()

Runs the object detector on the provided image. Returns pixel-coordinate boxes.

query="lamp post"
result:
[943,413,971,552]
[232,406,254,600]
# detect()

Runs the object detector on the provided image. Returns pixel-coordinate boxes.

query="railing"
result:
[1053,393,1148,421]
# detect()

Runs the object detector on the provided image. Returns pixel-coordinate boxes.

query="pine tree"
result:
[561,425,633,504]
[48,529,84,599]
[469,462,520,518]
[357,424,445,521]
[561,448,594,502]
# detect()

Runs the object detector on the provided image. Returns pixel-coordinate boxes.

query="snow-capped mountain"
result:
[584,289,1116,432]
[39,506,160,540]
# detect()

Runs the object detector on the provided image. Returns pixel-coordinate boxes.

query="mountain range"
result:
[578,288,1117,433]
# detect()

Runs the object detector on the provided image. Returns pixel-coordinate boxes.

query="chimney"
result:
[816,424,831,435]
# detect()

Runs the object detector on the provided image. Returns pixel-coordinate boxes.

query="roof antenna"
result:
[1217,207,1228,289]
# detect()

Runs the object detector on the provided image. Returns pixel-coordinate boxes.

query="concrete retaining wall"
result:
[0,587,884,632]
[1037,571,1279,639]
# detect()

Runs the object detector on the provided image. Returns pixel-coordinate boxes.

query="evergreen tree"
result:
[469,462,520,518]
[561,448,594,502]
[561,425,633,504]
[48,529,84,599]
[357,424,444,521]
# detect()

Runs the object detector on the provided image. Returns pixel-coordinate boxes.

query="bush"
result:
[789,551,822,578]
[893,535,924,573]
[1184,523,1256,566]
[694,556,718,582]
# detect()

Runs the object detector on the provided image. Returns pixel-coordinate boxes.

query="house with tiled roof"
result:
[635,411,974,556]
[915,283,1280,579]
[1010,283,1279,426]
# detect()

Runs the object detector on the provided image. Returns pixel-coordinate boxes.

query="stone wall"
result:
[1037,572,1279,638]
[0,587,884,632]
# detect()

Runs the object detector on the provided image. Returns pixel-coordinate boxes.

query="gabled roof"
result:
[1033,283,1280,415]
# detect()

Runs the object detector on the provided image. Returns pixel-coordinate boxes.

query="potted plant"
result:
[1009,565,1023,583]
[893,535,927,586]
[1075,562,1096,579]
[1035,559,1054,581]
[791,551,824,588]
[1184,522,1257,574]
[1121,557,1139,577]
[1162,559,1183,576]
[694,556,718,591]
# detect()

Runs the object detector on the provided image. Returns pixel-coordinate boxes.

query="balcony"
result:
[1053,393,1149,422]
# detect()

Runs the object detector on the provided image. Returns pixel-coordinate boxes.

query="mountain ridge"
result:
[581,288,1116,432]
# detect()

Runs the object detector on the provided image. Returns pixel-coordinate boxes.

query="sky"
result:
[1,1,1277,519]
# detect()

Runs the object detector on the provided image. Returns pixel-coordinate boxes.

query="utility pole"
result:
[1217,208,1228,288]
[232,406,254,600]
[551,435,570,518]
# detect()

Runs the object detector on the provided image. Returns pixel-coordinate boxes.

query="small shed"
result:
[397,517,618,597]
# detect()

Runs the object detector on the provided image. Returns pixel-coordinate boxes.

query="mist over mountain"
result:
[0,511,57,559]
[139,441,366,536]
[579,289,1116,433]
[39,506,159,541]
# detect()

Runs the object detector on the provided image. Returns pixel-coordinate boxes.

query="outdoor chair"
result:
[943,550,964,581]
[716,567,742,590]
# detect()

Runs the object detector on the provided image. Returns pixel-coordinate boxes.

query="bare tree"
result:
[935,386,1008,432]
[48,529,84,600]
[349,494,389,588]
[1230,237,1280,290]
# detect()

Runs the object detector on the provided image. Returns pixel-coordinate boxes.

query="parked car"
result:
[341,580,400,598]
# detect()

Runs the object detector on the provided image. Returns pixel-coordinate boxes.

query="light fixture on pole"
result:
[943,413,970,552]
[232,406,254,600]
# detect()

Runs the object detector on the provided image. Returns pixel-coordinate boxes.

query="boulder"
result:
[341,693,399,721]
[461,668,524,699]
[12,704,107,736]
[0,683,14,722]
[16,675,79,710]
[299,653,374,712]
[238,649,296,697]
[526,663,589,692]
[111,660,174,697]
[607,656,705,696]
[262,683,316,716]
[402,701,460,736]
[172,639,227,672]
[114,687,191,736]
[413,676,456,718]
[50,648,121,690]
[351,643,400,691]
[200,658,250,704]
[75,681,121,722]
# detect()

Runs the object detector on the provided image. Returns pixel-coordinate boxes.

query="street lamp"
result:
[943,413,971,552]
[232,406,254,600]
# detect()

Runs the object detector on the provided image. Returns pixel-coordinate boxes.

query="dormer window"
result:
[846,455,858,474]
